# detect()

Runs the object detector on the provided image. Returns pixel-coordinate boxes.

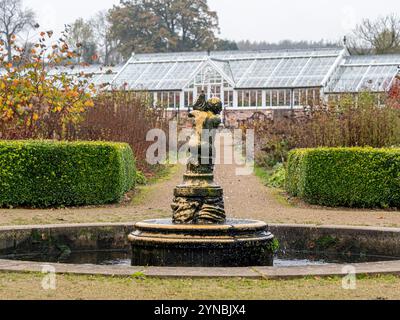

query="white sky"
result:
[23,0,400,43]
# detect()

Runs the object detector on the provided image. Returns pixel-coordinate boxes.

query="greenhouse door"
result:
[209,85,222,99]
[189,62,234,106]
[195,85,223,100]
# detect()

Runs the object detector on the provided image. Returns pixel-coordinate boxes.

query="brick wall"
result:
[164,108,306,129]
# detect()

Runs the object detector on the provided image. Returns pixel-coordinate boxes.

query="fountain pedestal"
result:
[128,219,274,267]
[129,96,275,267]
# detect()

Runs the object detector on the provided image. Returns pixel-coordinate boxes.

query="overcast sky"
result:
[23,0,400,43]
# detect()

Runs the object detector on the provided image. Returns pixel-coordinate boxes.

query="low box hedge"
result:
[0,140,137,207]
[286,147,400,208]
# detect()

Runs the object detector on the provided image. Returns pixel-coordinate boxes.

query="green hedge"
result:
[0,140,137,207]
[286,147,400,208]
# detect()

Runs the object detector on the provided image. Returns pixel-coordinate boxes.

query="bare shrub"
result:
[247,92,400,169]
[68,90,169,175]
[387,78,400,109]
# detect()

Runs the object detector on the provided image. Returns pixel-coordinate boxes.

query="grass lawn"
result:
[0,272,399,300]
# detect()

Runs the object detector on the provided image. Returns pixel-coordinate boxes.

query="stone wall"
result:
[223,110,273,128]
[164,108,307,129]
[224,108,307,128]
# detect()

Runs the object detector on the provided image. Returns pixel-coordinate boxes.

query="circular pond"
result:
[1,248,399,268]
[0,223,400,278]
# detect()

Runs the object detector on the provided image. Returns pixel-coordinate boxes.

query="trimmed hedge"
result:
[0,140,137,207]
[286,147,400,208]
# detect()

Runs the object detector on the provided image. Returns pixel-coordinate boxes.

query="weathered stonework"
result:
[129,219,275,267]
[171,96,227,224]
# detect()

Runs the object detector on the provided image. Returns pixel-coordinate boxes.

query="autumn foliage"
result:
[0,29,95,139]
[388,77,400,109]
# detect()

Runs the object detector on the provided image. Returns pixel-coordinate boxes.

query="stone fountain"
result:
[128,94,275,267]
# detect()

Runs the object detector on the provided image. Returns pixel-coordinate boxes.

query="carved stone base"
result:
[172,185,226,224]
[128,219,275,267]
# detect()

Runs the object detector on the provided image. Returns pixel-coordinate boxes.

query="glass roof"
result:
[92,71,118,86]
[218,55,338,88]
[325,56,400,93]
[114,48,346,90]
[210,59,235,84]
[46,65,120,88]
[228,59,255,83]
[233,57,334,88]
[112,61,203,90]
[345,55,400,65]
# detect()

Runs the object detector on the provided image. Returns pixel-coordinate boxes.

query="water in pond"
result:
[1,250,399,267]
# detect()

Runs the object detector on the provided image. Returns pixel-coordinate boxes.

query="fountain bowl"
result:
[128,219,275,267]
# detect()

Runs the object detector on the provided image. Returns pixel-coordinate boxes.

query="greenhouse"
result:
[325,55,400,93]
[109,48,400,110]
[5,47,396,112]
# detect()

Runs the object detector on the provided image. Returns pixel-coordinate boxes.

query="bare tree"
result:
[0,0,35,63]
[68,18,97,64]
[90,11,121,65]
[349,14,400,54]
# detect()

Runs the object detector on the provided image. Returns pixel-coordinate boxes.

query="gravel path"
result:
[0,141,400,227]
